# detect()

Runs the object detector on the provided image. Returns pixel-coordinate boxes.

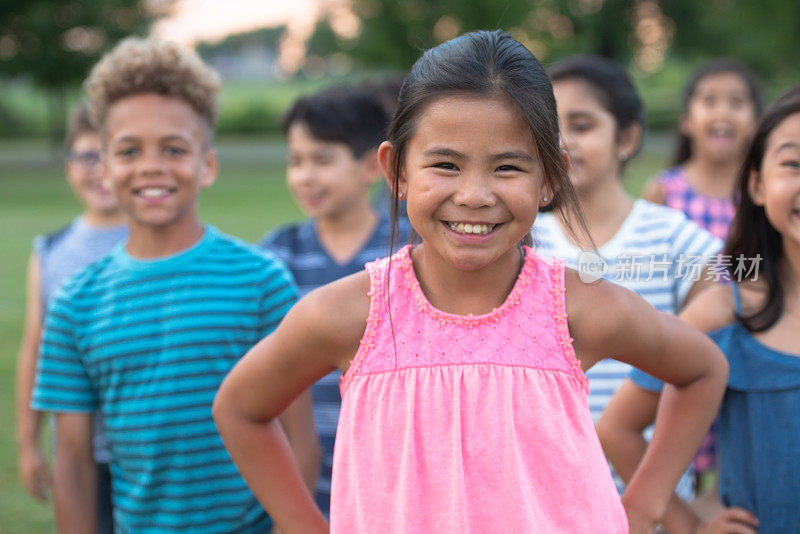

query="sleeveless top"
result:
[331,245,628,533]
[714,285,800,533]
[33,216,127,464]
[658,166,735,240]
[34,216,128,313]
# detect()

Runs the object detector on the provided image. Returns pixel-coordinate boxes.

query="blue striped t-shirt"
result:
[33,225,297,533]
[259,214,411,515]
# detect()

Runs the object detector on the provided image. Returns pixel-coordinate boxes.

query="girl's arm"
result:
[598,380,705,532]
[278,391,320,494]
[213,272,370,534]
[14,252,50,501]
[595,283,759,533]
[566,270,729,532]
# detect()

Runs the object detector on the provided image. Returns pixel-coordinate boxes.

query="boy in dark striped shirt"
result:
[259,85,411,516]
[32,38,318,533]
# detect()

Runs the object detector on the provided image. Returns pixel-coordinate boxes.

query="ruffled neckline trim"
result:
[397,244,535,327]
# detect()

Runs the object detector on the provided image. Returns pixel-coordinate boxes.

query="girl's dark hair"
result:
[724,84,800,332]
[673,59,764,166]
[386,30,591,250]
[548,54,645,166]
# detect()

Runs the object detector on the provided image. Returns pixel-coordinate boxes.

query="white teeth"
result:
[447,221,496,235]
[138,187,169,198]
[710,124,733,137]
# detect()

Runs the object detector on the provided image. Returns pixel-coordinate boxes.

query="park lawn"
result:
[0,138,666,533]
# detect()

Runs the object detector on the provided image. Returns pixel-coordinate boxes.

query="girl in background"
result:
[534,55,722,518]
[213,31,728,533]
[602,85,800,533]
[642,59,762,240]
[628,59,761,507]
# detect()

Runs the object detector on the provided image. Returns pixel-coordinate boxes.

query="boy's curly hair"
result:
[84,38,220,137]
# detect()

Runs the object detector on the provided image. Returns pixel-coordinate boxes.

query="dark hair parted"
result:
[281,85,390,158]
[724,85,800,332]
[65,102,96,150]
[548,54,645,146]
[386,29,591,249]
[673,59,763,166]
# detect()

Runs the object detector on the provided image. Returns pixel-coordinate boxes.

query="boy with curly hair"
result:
[32,38,318,533]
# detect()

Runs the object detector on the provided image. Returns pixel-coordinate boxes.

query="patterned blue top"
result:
[259,214,412,515]
[34,217,128,463]
[635,285,800,532]
[33,225,297,533]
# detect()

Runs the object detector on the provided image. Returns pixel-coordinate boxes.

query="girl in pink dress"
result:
[642,59,763,240]
[213,30,729,534]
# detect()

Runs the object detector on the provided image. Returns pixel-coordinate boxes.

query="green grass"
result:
[0,136,667,533]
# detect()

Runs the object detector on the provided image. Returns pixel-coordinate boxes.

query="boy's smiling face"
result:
[285,122,378,221]
[102,93,217,232]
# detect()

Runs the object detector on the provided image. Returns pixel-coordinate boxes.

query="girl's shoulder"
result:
[679,282,753,334]
[290,270,371,370]
[641,167,685,204]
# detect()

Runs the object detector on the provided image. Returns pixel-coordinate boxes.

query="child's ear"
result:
[747,167,765,206]
[538,151,568,207]
[617,122,642,162]
[561,149,570,174]
[377,141,406,199]
[539,182,554,207]
[200,148,218,189]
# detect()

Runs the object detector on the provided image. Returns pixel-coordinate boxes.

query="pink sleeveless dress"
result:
[331,245,629,533]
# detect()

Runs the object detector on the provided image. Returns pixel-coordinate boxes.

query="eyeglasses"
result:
[67,151,102,166]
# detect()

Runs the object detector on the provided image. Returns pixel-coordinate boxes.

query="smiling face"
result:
[750,112,800,247]
[66,132,120,215]
[103,93,217,233]
[553,78,639,195]
[682,71,758,164]
[285,122,377,221]
[380,94,546,272]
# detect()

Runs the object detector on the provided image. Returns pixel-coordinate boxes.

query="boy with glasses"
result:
[16,102,127,532]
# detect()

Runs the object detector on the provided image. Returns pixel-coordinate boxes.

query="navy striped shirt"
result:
[259,214,411,515]
[33,225,297,533]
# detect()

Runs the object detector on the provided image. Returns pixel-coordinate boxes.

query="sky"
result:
[152,0,320,46]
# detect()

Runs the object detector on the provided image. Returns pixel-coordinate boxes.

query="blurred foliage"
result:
[0,0,152,89]
[296,0,798,134]
[309,0,798,85]
[1,0,798,139]
[0,0,155,139]
[196,26,284,58]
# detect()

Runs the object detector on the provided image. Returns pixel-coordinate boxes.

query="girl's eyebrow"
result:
[775,141,800,153]
[423,147,534,162]
[490,151,535,163]
[424,147,465,159]
[564,110,594,120]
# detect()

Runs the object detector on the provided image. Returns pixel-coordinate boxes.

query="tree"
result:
[307,0,798,84]
[0,0,156,141]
